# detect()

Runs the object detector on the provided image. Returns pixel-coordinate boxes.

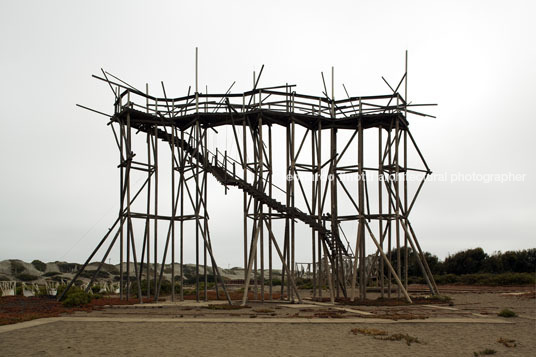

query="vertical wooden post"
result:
[317,115,323,299]
[378,125,384,298]
[268,125,273,301]
[118,87,124,300]
[126,111,132,300]
[153,117,159,299]
[329,66,339,298]
[404,50,409,290]
[358,116,365,300]
[180,130,185,301]
[204,127,208,301]
[395,107,401,299]
[259,114,264,303]
[171,121,176,302]
[388,128,393,298]
[242,94,248,282]
[145,84,151,300]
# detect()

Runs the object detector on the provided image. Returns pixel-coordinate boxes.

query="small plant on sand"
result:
[351,328,387,336]
[497,308,517,318]
[473,349,497,356]
[497,337,517,347]
[351,328,421,346]
[376,333,421,346]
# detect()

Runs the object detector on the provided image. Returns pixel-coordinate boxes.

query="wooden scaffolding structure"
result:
[61,51,438,304]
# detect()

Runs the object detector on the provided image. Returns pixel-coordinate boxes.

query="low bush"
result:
[43,271,60,277]
[271,278,282,286]
[61,287,92,307]
[497,308,517,318]
[431,273,535,286]
[473,349,497,356]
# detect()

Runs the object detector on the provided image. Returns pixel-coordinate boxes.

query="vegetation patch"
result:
[62,289,92,307]
[497,308,517,318]
[339,295,451,306]
[0,295,150,326]
[371,312,427,321]
[376,333,422,346]
[497,337,516,347]
[351,328,422,346]
[351,328,387,336]
[314,310,346,318]
[31,260,47,272]
[473,349,497,356]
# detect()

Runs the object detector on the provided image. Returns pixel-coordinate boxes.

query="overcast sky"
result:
[0,0,534,267]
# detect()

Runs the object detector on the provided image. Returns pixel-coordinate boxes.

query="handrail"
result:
[101,73,435,120]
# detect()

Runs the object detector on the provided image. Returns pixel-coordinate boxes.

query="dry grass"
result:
[350,328,388,336]
[334,295,452,306]
[370,312,428,321]
[313,310,346,318]
[497,337,517,347]
[351,327,422,346]
[473,349,497,356]
[376,333,422,346]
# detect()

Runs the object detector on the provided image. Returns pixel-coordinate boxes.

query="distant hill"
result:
[0,259,280,284]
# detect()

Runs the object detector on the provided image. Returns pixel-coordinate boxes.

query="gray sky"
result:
[1,0,534,267]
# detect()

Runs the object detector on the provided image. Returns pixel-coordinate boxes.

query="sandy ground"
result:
[0,289,534,356]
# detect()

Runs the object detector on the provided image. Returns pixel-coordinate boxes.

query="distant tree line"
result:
[388,247,536,276]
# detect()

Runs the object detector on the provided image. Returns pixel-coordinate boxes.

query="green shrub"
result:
[432,273,534,286]
[43,271,60,277]
[59,286,93,306]
[295,278,313,289]
[62,289,92,307]
[433,274,459,285]
[497,308,517,318]
[473,348,497,356]
[271,278,282,286]
[31,260,47,272]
